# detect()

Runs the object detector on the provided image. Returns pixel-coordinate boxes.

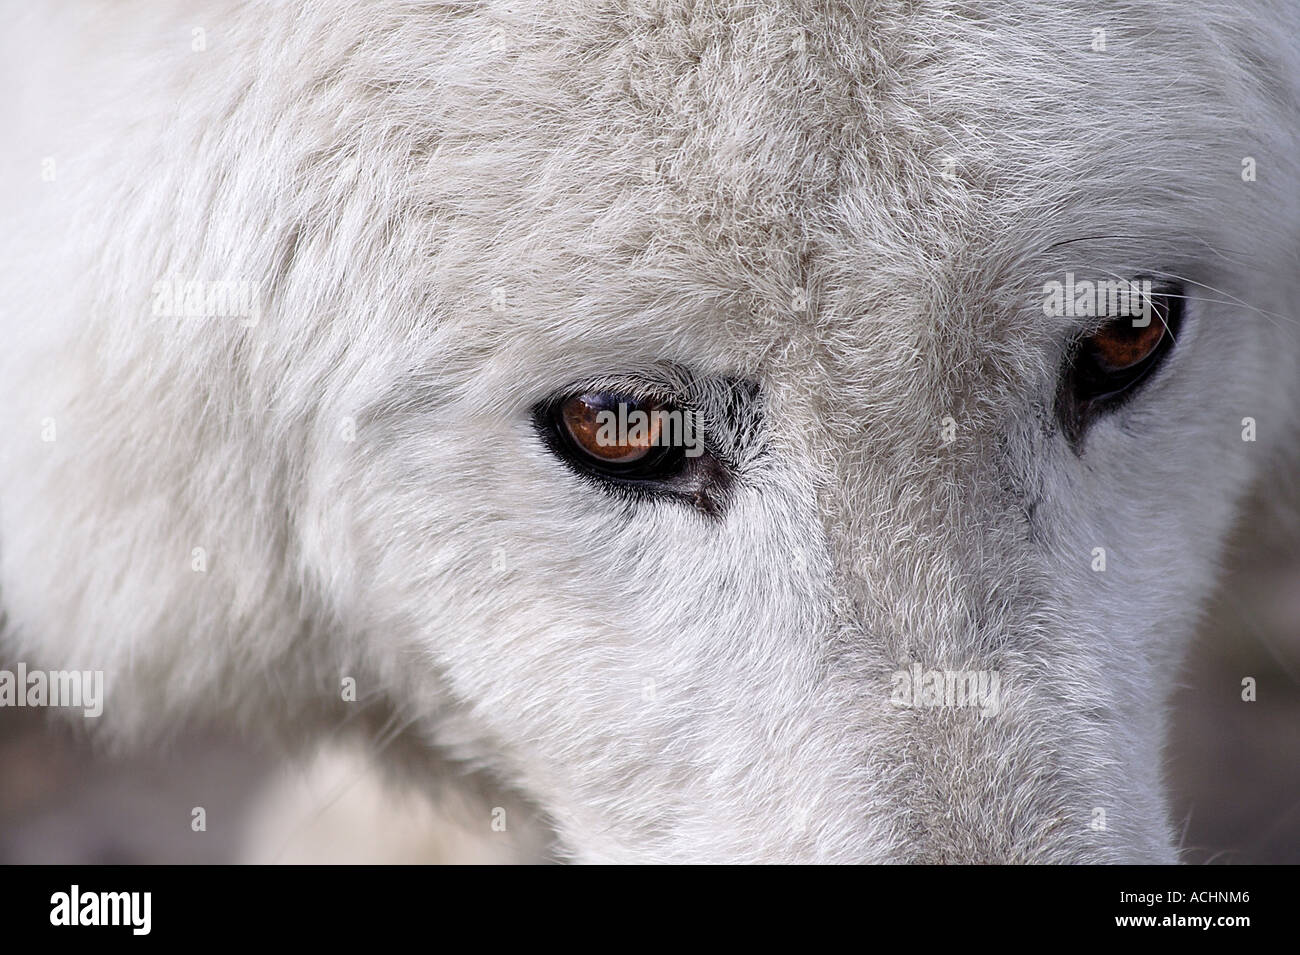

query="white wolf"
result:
[1,0,1297,863]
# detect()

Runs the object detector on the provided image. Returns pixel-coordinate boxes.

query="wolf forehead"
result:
[262,0,1265,383]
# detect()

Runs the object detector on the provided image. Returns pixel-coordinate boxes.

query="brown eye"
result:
[1059,280,1184,447]
[533,380,745,517]
[539,390,690,483]
[1086,316,1167,372]
[560,393,662,464]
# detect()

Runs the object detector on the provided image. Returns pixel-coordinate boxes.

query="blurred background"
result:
[2,490,1298,863]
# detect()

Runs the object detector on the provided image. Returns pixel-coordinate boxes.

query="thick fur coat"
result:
[2,0,1298,861]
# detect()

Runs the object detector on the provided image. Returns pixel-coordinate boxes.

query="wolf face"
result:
[1,0,1297,862]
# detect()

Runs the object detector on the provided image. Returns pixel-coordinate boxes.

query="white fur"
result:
[1,0,1298,862]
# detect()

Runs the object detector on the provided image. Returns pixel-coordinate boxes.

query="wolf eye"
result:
[532,386,732,516]
[1088,318,1167,372]
[539,391,687,482]
[560,393,664,465]
[1058,281,1184,445]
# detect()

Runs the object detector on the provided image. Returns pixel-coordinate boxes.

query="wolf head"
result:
[2,0,1298,862]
